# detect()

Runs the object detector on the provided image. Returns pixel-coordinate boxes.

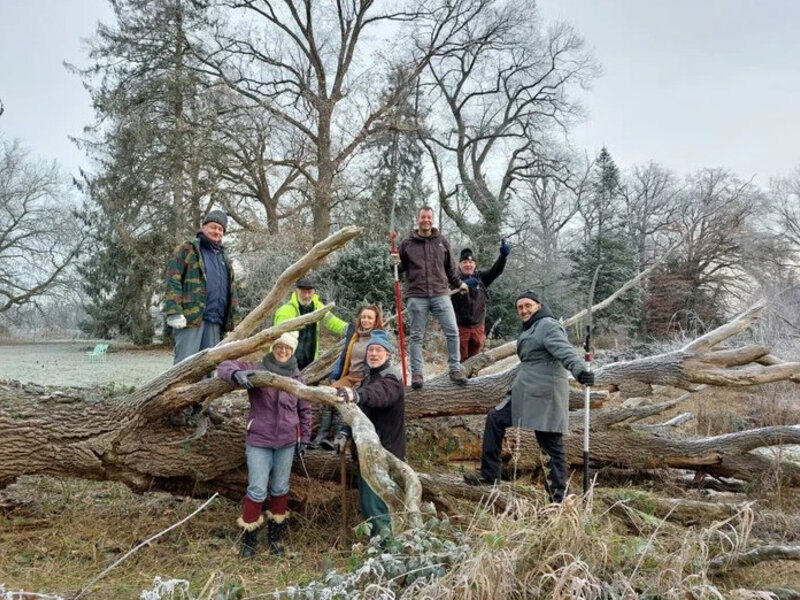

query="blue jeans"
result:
[245,444,295,503]
[173,320,221,364]
[407,295,461,374]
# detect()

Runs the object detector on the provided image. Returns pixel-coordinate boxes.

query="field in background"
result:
[0,342,172,388]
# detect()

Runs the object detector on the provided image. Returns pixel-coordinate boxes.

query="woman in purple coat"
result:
[218,331,311,557]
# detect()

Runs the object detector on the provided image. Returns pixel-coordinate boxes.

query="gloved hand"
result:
[167,314,187,330]
[389,252,401,267]
[499,238,511,257]
[458,281,469,294]
[577,370,595,386]
[295,442,308,457]
[232,370,257,390]
[464,276,479,289]
[332,434,348,454]
[336,387,358,403]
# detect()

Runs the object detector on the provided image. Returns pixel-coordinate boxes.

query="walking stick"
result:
[582,324,593,496]
[340,439,348,543]
[583,266,600,498]
[390,231,409,386]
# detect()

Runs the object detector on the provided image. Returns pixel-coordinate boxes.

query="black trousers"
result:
[480,398,568,502]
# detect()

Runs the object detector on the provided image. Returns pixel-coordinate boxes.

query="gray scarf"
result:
[261,352,299,377]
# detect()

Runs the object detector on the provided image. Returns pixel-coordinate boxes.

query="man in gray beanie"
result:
[163,208,241,424]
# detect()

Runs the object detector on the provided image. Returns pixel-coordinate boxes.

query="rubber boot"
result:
[237,497,264,558]
[309,407,333,448]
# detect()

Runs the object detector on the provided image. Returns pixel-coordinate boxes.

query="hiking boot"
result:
[449,369,468,386]
[319,438,335,451]
[463,472,498,486]
[411,373,424,390]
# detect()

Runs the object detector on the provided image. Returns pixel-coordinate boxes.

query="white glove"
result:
[167,314,187,330]
[459,282,469,294]
[390,252,401,267]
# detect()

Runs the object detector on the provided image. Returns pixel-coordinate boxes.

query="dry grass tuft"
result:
[0,476,357,599]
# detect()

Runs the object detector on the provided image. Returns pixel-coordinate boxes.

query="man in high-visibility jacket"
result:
[273,278,348,370]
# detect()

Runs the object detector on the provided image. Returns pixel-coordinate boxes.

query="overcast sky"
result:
[1,1,798,185]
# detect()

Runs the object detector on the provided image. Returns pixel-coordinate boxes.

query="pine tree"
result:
[568,147,640,336]
[568,235,640,337]
[72,0,221,343]
[361,68,429,242]
[582,146,622,240]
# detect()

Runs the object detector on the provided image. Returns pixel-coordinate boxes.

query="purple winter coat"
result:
[218,359,312,448]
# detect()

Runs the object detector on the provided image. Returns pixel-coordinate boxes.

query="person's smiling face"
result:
[359,308,377,332]
[201,221,224,244]
[516,298,541,322]
[272,343,293,363]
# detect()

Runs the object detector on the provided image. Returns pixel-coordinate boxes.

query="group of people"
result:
[163,207,595,558]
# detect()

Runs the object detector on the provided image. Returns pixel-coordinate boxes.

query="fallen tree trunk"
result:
[2,229,800,534]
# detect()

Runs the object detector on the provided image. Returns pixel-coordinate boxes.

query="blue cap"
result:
[366,330,393,354]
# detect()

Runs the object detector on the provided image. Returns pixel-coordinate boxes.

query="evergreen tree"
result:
[361,69,429,241]
[568,233,640,337]
[568,147,641,336]
[72,0,222,343]
[582,146,622,240]
[316,242,396,324]
[77,206,166,345]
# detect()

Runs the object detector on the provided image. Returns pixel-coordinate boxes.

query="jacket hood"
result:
[410,227,441,241]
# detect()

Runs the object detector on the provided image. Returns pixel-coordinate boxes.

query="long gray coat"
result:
[509,310,587,434]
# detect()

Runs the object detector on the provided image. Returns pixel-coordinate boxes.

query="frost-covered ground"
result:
[0,342,172,387]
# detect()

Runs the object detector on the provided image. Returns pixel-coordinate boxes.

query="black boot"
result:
[267,519,287,556]
[310,408,333,448]
[241,529,258,558]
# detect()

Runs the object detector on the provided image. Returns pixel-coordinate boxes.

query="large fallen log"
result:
[2,229,800,535]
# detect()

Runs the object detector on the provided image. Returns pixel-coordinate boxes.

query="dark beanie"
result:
[516,290,541,304]
[459,248,475,262]
[203,209,228,232]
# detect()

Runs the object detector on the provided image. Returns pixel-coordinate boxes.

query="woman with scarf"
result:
[310,304,384,450]
[218,331,311,557]
[464,291,594,502]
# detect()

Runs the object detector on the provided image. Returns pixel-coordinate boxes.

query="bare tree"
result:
[643,169,761,336]
[0,138,84,314]
[420,1,597,254]
[621,162,683,272]
[212,101,306,234]
[197,0,490,243]
[772,166,800,253]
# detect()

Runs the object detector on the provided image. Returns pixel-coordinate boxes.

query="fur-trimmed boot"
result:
[237,497,264,558]
[267,494,289,556]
